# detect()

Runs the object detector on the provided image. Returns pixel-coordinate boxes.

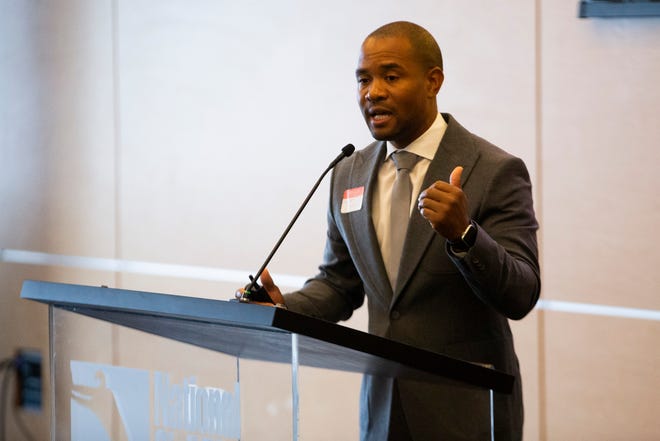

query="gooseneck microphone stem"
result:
[244,144,355,299]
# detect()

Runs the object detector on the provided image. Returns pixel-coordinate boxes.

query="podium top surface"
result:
[20,280,513,393]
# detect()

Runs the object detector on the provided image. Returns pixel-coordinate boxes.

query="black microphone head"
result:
[342,144,356,157]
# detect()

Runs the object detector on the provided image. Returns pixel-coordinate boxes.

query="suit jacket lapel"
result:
[393,115,480,306]
[342,141,394,307]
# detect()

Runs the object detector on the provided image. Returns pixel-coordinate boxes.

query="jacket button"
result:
[391,310,401,320]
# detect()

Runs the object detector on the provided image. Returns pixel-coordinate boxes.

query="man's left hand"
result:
[417,166,470,240]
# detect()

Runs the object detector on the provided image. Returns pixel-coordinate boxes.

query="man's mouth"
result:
[368,108,393,125]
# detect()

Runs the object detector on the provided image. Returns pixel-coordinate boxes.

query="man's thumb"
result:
[450,166,463,188]
[261,268,275,290]
[260,268,285,304]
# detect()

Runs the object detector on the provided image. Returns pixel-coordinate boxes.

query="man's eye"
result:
[357,77,370,85]
[385,75,399,82]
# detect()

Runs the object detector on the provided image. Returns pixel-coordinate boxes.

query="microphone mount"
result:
[238,143,356,303]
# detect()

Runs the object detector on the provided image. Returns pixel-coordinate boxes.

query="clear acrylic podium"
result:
[21,280,513,441]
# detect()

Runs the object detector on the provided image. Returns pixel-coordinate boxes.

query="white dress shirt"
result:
[372,113,448,264]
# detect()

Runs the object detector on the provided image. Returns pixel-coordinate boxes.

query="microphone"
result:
[238,143,356,304]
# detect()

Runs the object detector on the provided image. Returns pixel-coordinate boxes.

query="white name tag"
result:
[340,186,364,213]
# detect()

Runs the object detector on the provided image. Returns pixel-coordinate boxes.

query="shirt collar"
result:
[385,113,448,161]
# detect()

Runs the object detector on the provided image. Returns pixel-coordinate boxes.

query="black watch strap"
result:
[450,220,477,252]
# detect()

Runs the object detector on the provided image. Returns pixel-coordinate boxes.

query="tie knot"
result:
[392,151,419,172]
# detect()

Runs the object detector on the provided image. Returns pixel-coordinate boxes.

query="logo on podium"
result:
[70,361,240,441]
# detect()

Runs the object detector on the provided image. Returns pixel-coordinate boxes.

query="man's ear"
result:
[427,67,444,96]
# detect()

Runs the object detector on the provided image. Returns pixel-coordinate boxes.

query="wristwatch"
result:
[449,220,477,252]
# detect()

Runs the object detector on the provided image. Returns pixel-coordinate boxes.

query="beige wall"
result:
[1,0,658,440]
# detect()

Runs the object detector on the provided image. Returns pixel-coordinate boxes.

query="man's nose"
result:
[366,79,387,102]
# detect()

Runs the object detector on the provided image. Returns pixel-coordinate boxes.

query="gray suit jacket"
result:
[285,114,540,440]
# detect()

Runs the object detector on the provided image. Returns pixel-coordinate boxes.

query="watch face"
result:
[462,223,477,248]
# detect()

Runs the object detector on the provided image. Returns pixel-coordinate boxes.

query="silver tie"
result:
[387,151,419,290]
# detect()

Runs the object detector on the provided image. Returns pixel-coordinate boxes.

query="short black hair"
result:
[367,21,443,71]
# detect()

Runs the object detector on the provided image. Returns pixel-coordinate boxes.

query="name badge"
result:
[341,186,364,213]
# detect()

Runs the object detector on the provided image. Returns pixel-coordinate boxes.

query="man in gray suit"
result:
[255,21,540,440]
